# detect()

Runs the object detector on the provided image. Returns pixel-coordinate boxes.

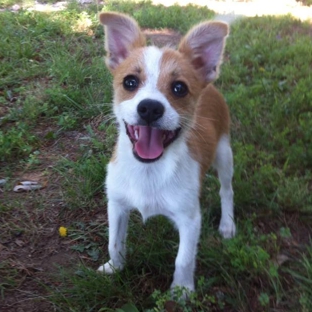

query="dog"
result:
[97,12,236,294]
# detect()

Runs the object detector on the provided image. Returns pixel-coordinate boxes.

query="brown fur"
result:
[157,49,204,117]
[156,48,230,181]
[111,49,146,104]
[187,85,230,181]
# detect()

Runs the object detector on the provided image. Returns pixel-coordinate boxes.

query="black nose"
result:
[137,99,165,124]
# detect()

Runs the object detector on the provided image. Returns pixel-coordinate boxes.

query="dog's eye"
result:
[171,81,188,97]
[123,75,139,91]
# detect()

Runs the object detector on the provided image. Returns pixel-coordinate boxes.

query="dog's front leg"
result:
[98,200,130,274]
[171,207,201,294]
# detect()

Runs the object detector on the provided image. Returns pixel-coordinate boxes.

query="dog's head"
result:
[99,12,228,163]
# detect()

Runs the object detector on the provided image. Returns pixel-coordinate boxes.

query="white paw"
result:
[97,260,121,274]
[219,220,236,239]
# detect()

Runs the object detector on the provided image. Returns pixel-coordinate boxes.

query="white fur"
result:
[99,134,236,292]
[98,25,235,295]
[99,134,202,291]
[213,135,236,238]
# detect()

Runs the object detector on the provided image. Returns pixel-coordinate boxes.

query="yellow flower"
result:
[59,226,67,237]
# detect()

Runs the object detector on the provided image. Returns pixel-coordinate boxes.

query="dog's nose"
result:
[137,99,164,124]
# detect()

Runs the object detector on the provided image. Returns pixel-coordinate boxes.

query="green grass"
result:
[0,0,312,311]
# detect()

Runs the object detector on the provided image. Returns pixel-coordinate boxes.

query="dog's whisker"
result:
[176,119,210,145]
[179,116,208,135]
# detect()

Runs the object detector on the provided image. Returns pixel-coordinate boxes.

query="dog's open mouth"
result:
[125,123,181,162]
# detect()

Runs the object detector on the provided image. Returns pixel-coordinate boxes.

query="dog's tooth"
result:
[134,130,139,140]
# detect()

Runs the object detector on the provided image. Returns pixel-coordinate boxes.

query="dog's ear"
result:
[99,12,146,70]
[178,21,229,83]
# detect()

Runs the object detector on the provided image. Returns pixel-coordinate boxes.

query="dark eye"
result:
[171,81,188,97]
[123,75,139,91]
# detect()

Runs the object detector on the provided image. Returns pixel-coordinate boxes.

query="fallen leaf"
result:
[15,239,25,247]
[275,254,290,266]
[13,181,45,192]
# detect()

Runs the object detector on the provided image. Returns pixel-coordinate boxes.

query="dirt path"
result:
[152,0,312,21]
[7,0,312,21]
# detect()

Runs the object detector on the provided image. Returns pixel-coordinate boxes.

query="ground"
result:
[0,0,312,311]
[1,11,183,311]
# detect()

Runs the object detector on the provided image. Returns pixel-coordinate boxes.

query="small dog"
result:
[98,12,236,293]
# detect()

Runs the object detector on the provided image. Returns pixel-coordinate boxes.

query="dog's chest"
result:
[106,146,201,220]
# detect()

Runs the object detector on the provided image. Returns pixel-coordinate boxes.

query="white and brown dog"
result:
[98,12,236,293]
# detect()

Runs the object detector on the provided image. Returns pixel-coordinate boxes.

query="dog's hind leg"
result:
[213,135,236,238]
[98,200,130,274]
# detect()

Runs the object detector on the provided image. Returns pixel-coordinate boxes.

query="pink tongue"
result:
[135,126,164,159]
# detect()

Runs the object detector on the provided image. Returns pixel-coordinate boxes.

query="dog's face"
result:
[99,13,228,162]
[112,46,203,162]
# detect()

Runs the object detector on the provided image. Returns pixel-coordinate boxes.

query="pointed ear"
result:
[99,12,146,70]
[178,21,229,83]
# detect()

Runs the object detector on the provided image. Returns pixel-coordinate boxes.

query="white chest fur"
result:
[105,132,201,222]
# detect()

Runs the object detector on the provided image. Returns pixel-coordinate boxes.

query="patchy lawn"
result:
[0,1,312,311]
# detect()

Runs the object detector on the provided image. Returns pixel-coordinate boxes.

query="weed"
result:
[0,7,111,164]
[68,220,109,262]
[285,245,312,311]
[0,261,20,298]
[0,122,38,161]
[55,152,108,209]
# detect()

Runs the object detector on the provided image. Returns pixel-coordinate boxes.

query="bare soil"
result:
[0,131,86,311]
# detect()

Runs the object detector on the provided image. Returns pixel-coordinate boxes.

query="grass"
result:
[0,0,312,311]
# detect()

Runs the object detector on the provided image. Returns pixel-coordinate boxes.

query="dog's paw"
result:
[218,220,236,239]
[97,260,121,274]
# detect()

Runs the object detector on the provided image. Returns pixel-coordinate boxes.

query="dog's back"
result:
[189,84,231,180]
